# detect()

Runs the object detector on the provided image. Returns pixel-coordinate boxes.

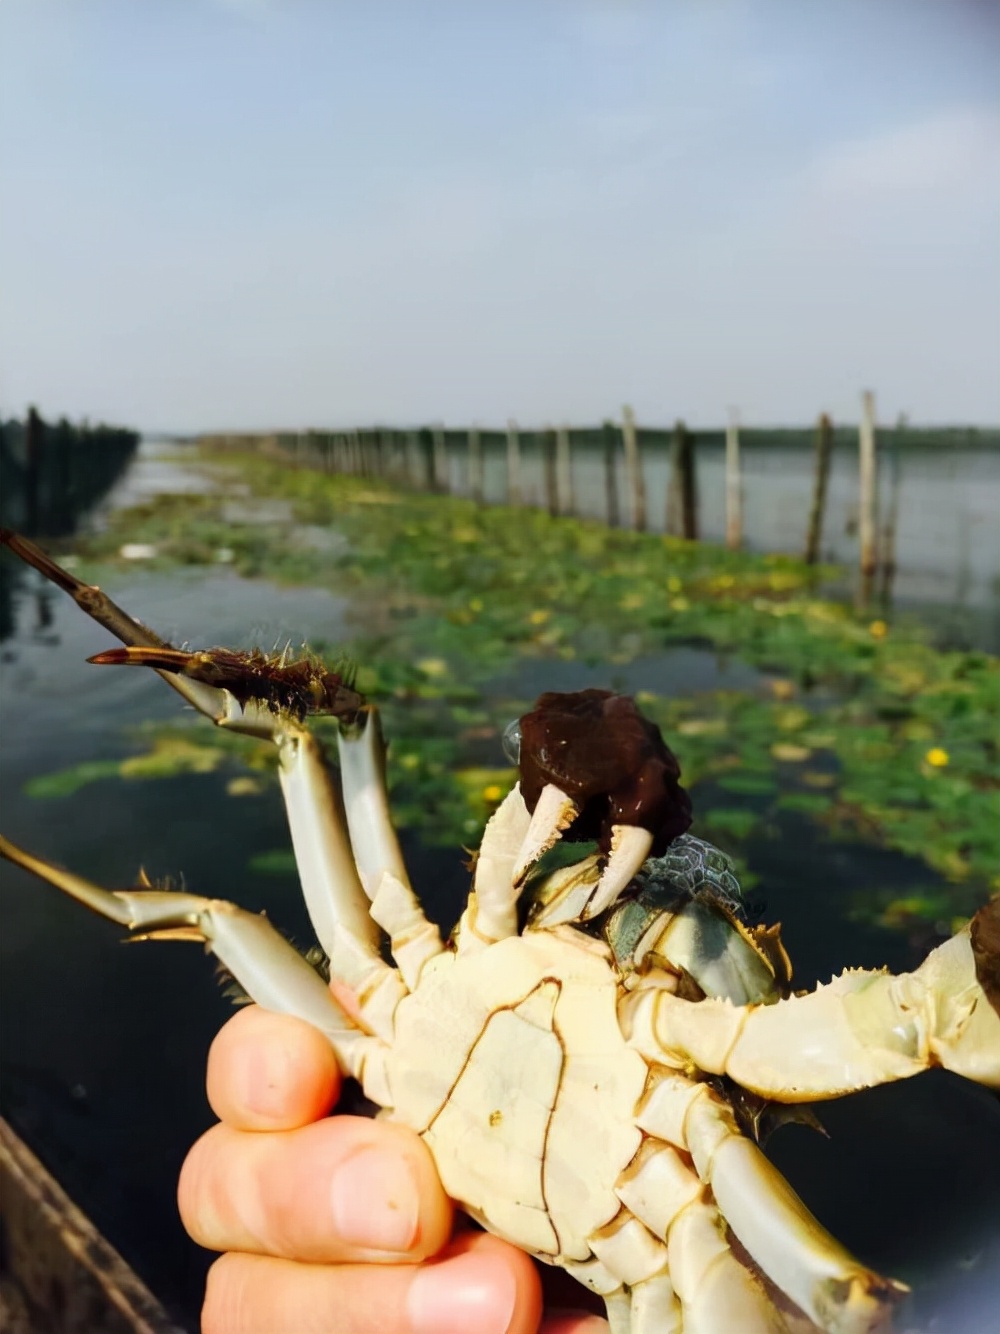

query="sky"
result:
[1,0,998,433]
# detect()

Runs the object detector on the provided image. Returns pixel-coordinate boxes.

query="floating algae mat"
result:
[22,454,999,942]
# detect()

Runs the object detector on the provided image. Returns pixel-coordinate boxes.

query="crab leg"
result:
[1,530,277,738]
[626,1072,901,1334]
[275,724,382,961]
[456,785,532,951]
[0,530,382,963]
[623,906,1000,1099]
[0,835,391,1103]
[576,1191,789,1333]
[337,709,444,991]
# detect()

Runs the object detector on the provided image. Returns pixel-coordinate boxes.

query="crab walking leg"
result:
[457,786,533,952]
[88,654,384,966]
[683,1088,904,1334]
[624,912,1000,1100]
[275,722,383,959]
[0,836,391,1103]
[2,529,388,963]
[626,1274,682,1334]
[665,1200,792,1334]
[336,708,412,895]
[630,1073,901,1334]
[611,1140,789,1334]
[337,709,444,991]
[0,528,280,739]
[587,1201,786,1334]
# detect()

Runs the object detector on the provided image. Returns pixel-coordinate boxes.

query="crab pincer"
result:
[511,689,692,918]
[88,645,364,722]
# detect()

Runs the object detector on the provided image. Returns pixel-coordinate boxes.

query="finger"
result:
[179,1115,452,1263]
[206,1004,341,1130]
[202,1231,542,1334]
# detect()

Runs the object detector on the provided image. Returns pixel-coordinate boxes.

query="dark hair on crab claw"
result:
[88,644,364,723]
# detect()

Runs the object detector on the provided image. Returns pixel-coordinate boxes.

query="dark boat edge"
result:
[0,1116,188,1334]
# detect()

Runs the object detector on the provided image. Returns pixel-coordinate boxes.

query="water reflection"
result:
[0,410,140,538]
[0,410,141,648]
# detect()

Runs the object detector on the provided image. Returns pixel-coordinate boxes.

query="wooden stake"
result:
[556,424,574,516]
[859,390,879,580]
[621,404,646,531]
[542,426,559,517]
[668,420,697,539]
[804,413,834,564]
[405,430,420,488]
[432,424,448,492]
[468,425,483,502]
[724,407,743,550]
[602,420,620,528]
[506,419,522,506]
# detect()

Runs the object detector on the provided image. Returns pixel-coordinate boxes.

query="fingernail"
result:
[408,1249,518,1334]
[330,1145,420,1253]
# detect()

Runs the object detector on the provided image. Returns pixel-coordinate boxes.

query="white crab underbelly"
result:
[386,930,648,1262]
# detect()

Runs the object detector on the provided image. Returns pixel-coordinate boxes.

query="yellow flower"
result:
[528,608,551,626]
[482,784,504,803]
[468,597,483,613]
[924,747,949,768]
[869,620,888,639]
[667,576,683,593]
[670,597,689,612]
[770,743,811,763]
[417,657,449,678]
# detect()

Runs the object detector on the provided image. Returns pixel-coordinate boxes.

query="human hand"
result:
[178,1005,608,1334]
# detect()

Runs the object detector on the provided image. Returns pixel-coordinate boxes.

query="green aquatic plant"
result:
[27,457,998,928]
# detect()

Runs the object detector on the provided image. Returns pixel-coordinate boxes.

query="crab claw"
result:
[580,823,656,920]
[514,690,692,911]
[89,645,363,721]
[512,782,580,887]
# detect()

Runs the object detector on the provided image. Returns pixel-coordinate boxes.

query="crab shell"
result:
[389,926,647,1266]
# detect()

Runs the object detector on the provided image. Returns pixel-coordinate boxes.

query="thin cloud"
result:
[808,106,999,199]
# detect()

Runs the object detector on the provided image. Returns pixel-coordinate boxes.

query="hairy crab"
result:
[1,529,998,1334]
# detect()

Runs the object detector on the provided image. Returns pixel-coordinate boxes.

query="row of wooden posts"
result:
[211,391,889,585]
[455,413,702,543]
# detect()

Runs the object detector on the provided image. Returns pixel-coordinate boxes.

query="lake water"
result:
[1,442,998,1331]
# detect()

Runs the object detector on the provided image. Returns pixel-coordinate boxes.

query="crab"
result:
[1,528,998,1334]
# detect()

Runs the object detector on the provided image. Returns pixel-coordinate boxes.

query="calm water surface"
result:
[468,437,1000,650]
[1,443,998,1331]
